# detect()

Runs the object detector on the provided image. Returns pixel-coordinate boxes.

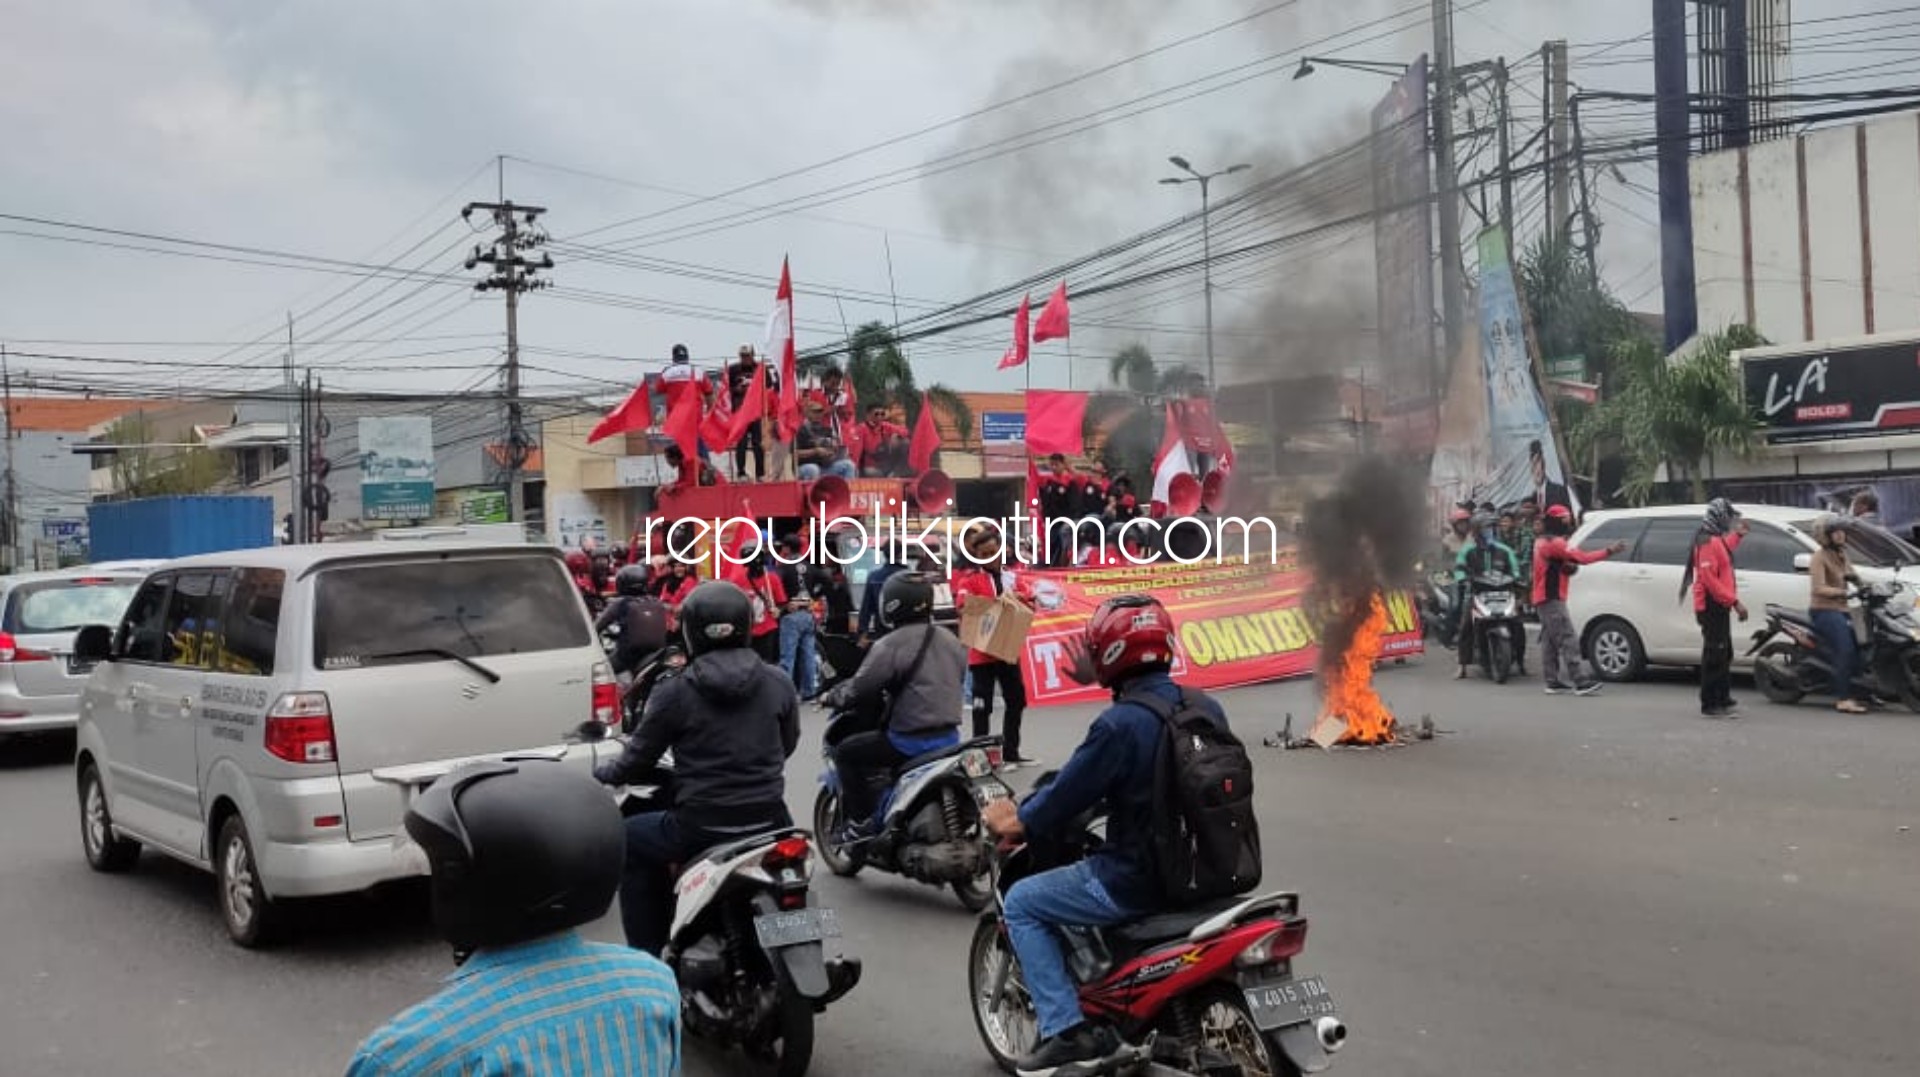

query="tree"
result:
[1519,233,1645,385]
[1086,344,1207,481]
[1578,325,1765,503]
[106,414,230,499]
[841,320,973,444]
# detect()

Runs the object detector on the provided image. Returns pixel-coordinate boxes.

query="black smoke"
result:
[1299,454,1424,667]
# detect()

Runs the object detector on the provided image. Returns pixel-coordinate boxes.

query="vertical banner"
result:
[358,416,437,522]
[1372,56,1437,451]
[1476,229,1574,515]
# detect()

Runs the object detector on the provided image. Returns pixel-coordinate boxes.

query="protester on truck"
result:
[852,404,908,477]
[658,342,712,461]
[794,399,857,482]
[806,367,856,435]
[661,444,724,491]
[1038,454,1080,568]
[726,344,773,482]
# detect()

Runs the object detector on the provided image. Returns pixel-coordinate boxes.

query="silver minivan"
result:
[72,543,618,946]
[0,562,159,745]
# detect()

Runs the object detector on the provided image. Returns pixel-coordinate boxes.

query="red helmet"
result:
[1543,504,1573,524]
[1086,595,1178,687]
[1449,507,1472,523]
[564,550,591,573]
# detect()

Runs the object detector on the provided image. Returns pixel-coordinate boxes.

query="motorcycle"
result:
[967,780,1346,1077]
[1748,579,1920,711]
[1465,570,1523,684]
[620,643,688,733]
[586,725,862,1077]
[1417,566,1457,649]
[813,711,1011,911]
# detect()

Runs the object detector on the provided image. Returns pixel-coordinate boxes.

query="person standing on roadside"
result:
[1809,514,1869,714]
[1532,505,1626,695]
[1681,498,1749,718]
[955,524,1036,769]
[773,535,820,700]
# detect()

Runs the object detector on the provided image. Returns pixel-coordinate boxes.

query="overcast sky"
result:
[0,0,1900,402]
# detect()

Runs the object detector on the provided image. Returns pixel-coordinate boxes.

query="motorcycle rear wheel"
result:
[1892,651,1920,713]
[1192,986,1301,1077]
[968,917,1040,1074]
[811,787,864,877]
[1487,634,1513,685]
[1753,643,1806,705]
[767,981,815,1077]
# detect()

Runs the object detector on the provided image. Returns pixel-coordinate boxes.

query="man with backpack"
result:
[983,594,1258,1077]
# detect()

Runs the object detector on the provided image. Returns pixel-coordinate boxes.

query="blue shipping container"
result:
[87,496,275,562]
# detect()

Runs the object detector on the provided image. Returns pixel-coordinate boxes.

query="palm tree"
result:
[1086,344,1206,480]
[1577,325,1765,503]
[840,320,973,445]
[1109,343,1157,395]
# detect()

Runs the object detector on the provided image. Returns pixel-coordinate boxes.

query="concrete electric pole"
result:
[463,199,552,525]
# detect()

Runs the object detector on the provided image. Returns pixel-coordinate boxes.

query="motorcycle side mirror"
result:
[1792,553,1812,573]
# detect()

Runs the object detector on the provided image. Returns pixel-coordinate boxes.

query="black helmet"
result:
[615,564,650,597]
[679,580,752,656]
[671,343,690,363]
[405,760,623,952]
[880,571,935,628]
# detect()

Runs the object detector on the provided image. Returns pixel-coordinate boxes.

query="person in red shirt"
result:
[721,541,787,664]
[1681,498,1750,718]
[651,558,699,612]
[1532,505,1628,696]
[661,445,725,492]
[804,368,856,438]
[852,404,909,477]
[954,525,1037,769]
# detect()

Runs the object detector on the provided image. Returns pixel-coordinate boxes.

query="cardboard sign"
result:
[960,593,1033,665]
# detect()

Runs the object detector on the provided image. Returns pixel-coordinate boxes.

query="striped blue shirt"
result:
[346,932,680,1077]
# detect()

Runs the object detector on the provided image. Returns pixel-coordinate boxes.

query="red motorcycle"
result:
[967,792,1346,1076]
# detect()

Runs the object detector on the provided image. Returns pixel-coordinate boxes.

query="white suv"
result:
[72,543,619,946]
[1568,504,1916,681]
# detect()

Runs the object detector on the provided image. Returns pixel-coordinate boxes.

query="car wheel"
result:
[216,815,282,948]
[78,763,140,873]
[1585,618,1647,682]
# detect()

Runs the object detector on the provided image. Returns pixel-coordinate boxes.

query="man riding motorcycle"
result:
[820,572,966,841]
[595,582,801,956]
[1453,510,1526,679]
[347,760,679,1076]
[597,564,671,686]
[982,595,1232,1077]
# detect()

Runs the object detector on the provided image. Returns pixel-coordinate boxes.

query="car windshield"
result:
[5,578,144,634]
[312,554,591,670]
[1789,519,1920,568]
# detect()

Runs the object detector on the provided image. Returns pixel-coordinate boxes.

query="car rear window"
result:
[313,555,591,670]
[5,578,144,634]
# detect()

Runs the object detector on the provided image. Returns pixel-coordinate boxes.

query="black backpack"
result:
[1124,687,1262,905]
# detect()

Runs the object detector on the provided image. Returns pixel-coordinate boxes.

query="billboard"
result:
[1372,55,1436,445]
[1476,228,1574,514]
[1740,335,1920,443]
[980,409,1028,478]
[359,416,436,522]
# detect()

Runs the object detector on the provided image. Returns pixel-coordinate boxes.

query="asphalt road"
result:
[2,659,1917,1077]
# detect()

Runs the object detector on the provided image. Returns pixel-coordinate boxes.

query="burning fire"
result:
[1317,592,1398,746]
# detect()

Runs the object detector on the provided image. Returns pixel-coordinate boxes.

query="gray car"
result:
[0,562,159,745]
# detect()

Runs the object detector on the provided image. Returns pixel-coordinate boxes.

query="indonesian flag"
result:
[908,392,941,473]
[767,257,801,441]
[1032,281,1070,343]
[1149,401,1192,516]
[996,294,1031,370]
[587,382,652,444]
[701,369,735,448]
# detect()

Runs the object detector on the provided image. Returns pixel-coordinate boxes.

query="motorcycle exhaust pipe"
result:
[1314,1016,1348,1053]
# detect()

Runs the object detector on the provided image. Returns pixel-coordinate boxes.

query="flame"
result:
[1320,592,1398,746]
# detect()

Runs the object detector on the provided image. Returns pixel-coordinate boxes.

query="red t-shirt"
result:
[722,564,786,636]
[1531,534,1616,605]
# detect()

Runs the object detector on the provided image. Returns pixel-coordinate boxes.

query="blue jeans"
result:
[779,611,818,697]
[1811,609,1861,700]
[798,459,857,481]
[1004,861,1135,1039]
[962,666,973,707]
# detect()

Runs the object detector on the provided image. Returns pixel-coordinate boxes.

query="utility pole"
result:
[1653,0,1698,352]
[1161,156,1252,390]
[1571,96,1600,282]
[285,313,302,543]
[1,345,14,573]
[1431,0,1466,368]
[1495,58,1513,243]
[463,199,552,524]
[1544,40,1572,243]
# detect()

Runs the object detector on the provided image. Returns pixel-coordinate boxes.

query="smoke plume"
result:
[1299,454,1424,665]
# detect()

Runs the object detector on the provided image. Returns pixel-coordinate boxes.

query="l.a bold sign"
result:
[1743,339,1920,443]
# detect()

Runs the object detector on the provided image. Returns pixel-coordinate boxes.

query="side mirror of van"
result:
[1792,553,1812,574]
[73,624,114,665]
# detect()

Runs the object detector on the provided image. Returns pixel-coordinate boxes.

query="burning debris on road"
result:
[1299,455,1426,747]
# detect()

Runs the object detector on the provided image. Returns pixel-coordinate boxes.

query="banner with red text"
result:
[1010,557,1424,707]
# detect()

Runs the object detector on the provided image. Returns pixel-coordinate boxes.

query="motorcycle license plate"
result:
[1243,976,1336,1030]
[753,907,840,950]
[972,777,1012,806]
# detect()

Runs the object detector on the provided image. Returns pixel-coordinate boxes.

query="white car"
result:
[0,562,161,746]
[1569,504,1918,681]
[72,543,618,946]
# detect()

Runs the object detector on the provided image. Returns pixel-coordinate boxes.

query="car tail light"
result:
[1234,919,1309,968]
[0,632,51,664]
[764,835,811,868]
[264,692,337,764]
[591,661,618,726]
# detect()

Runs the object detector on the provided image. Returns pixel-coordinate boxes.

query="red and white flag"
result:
[1032,281,1070,343]
[996,294,1031,370]
[1149,401,1192,516]
[766,257,801,441]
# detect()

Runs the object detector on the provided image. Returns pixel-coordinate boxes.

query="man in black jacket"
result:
[596,582,800,955]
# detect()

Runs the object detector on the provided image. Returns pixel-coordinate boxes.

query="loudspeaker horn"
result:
[1200,469,1228,514]
[1167,472,1202,517]
[909,468,954,513]
[805,474,853,517]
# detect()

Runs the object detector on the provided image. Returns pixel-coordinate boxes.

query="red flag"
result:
[1032,281,1070,343]
[1024,389,1088,457]
[701,370,735,448]
[908,393,941,472]
[1026,455,1046,531]
[726,365,768,446]
[996,294,1032,370]
[587,381,653,444]
[662,381,703,463]
[768,258,802,441]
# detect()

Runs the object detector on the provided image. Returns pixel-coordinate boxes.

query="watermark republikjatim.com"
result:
[640,500,1284,570]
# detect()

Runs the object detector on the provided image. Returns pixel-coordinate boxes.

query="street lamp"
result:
[1293,56,1411,80]
[1159,156,1251,391]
